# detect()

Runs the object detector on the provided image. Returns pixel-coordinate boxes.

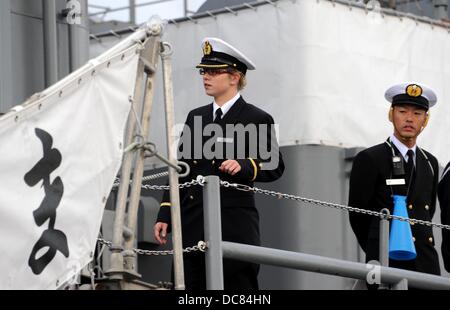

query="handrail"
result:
[202,175,450,290]
[222,241,450,290]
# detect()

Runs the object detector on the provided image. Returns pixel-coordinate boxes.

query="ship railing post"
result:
[379,208,390,289]
[203,175,224,290]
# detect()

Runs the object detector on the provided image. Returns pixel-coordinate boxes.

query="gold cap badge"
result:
[203,41,212,56]
[406,84,423,97]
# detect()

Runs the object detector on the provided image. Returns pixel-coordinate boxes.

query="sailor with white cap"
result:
[154,37,284,289]
[349,82,442,285]
[385,82,437,111]
[196,37,255,75]
[195,37,256,94]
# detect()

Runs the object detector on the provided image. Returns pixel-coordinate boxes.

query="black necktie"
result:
[214,108,223,123]
[212,108,223,154]
[406,149,415,177]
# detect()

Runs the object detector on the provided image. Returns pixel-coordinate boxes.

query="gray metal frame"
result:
[105,24,186,290]
[122,35,161,281]
[107,35,164,286]
[202,175,450,290]
[108,44,148,282]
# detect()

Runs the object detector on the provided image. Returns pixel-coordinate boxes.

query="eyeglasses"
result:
[198,68,232,76]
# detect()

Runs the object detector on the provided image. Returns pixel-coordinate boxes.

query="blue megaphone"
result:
[389,195,416,260]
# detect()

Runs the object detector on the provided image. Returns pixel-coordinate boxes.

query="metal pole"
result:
[42,0,58,87]
[160,42,185,290]
[69,0,89,72]
[379,208,390,267]
[0,0,12,111]
[123,36,161,276]
[378,208,390,289]
[184,0,188,17]
[129,0,136,24]
[222,242,450,289]
[433,0,448,20]
[203,176,224,290]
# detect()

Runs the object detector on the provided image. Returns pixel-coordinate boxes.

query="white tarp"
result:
[165,0,450,164]
[0,45,139,289]
[91,0,450,166]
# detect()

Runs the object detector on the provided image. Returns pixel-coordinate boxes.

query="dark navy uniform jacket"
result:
[438,162,450,272]
[156,96,285,249]
[349,140,440,275]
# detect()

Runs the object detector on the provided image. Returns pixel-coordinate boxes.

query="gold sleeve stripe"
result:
[160,202,171,207]
[249,158,258,181]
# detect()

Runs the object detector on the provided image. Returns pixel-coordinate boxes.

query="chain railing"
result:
[112,162,191,189]
[141,178,201,191]
[97,238,207,256]
[104,174,450,257]
[113,172,170,188]
[99,178,203,256]
[218,180,450,231]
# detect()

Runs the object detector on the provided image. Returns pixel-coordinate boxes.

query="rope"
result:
[112,170,171,188]
[112,172,199,189]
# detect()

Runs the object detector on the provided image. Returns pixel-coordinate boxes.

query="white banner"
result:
[0,45,139,289]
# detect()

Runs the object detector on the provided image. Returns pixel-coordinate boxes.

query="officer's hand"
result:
[154,222,168,245]
[219,159,241,176]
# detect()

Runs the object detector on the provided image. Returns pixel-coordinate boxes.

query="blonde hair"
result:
[227,69,247,90]
[237,72,247,91]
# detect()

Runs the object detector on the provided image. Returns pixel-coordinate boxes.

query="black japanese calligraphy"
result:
[25,128,69,275]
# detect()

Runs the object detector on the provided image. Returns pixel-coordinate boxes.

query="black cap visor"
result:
[196,51,247,74]
[392,94,429,110]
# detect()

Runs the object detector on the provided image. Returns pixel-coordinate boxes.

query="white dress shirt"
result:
[390,134,417,165]
[212,92,241,121]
